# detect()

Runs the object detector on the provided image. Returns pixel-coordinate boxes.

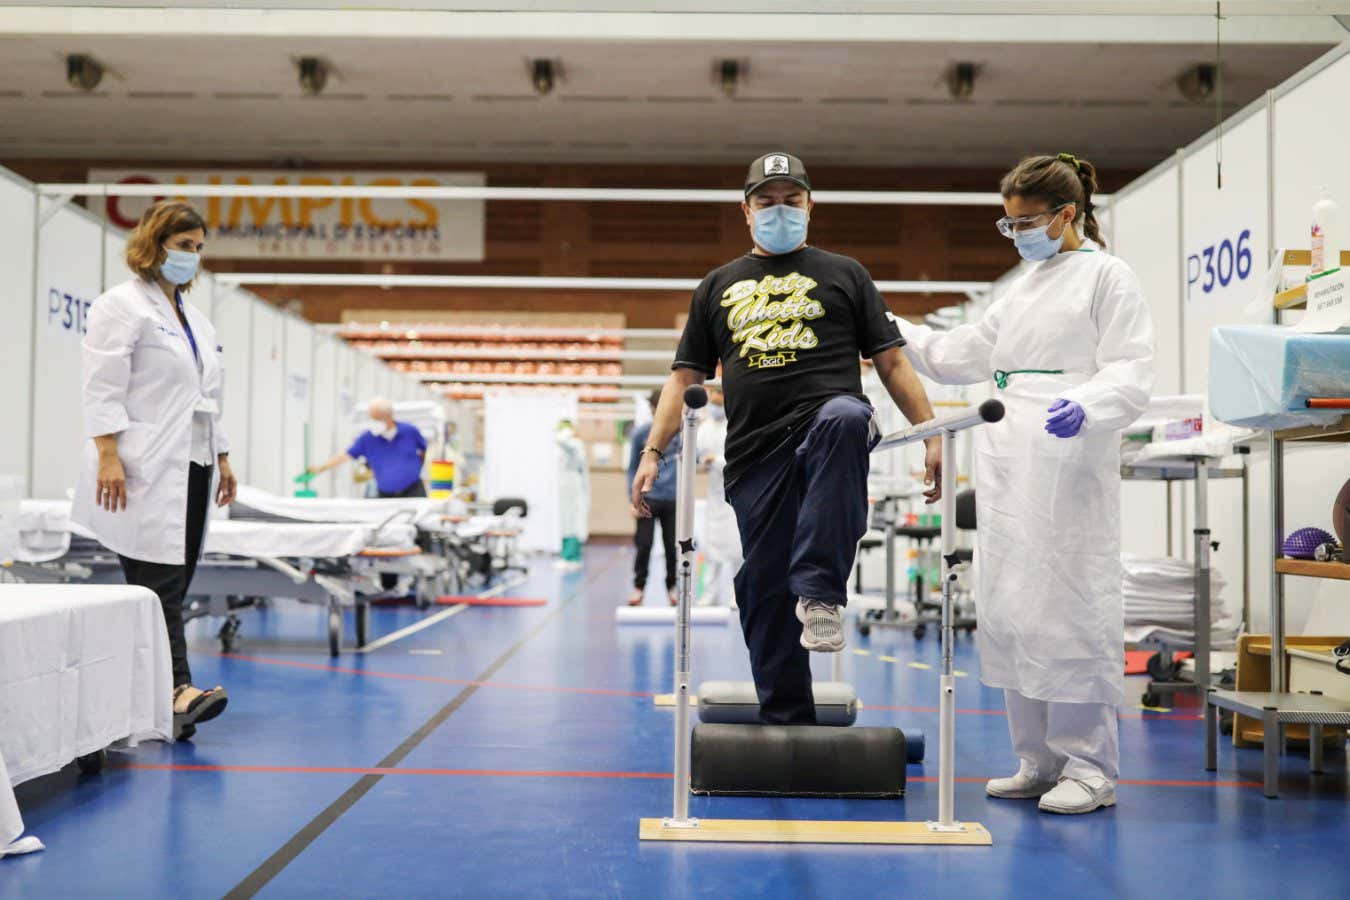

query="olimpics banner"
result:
[89,168,486,262]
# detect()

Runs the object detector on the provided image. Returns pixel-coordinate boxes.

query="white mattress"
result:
[0,584,173,849]
[233,485,453,526]
[205,519,417,559]
[13,499,416,563]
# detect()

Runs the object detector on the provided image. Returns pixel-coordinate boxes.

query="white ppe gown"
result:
[903,249,1154,706]
[696,415,742,604]
[555,430,590,542]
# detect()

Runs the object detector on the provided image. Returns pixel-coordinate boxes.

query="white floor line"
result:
[355,572,530,654]
[356,605,469,653]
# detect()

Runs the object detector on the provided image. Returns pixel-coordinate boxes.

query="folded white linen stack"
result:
[1121,555,1241,648]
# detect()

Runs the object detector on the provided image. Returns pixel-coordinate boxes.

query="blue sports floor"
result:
[6,545,1347,898]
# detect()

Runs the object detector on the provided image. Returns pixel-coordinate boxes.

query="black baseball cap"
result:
[744,152,811,198]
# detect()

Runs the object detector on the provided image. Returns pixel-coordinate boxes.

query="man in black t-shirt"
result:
[631,152,942,725]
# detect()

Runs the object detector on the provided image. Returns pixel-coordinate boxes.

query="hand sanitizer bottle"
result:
[1311,186,1342,276]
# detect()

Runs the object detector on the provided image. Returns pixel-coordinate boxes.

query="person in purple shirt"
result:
[307,397,428,497]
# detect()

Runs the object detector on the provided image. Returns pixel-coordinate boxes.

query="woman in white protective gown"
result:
[695,386,741,606]
[901,153,1154,815]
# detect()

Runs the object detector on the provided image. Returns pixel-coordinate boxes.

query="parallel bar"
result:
[669,385,707,826]
[937,426,957,827]
[873,399,1004,452]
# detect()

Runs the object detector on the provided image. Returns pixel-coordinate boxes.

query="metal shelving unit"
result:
[1121,457,1249,707]
[1203,252,1350,799]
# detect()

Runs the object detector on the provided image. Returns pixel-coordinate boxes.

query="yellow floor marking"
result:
[878,655,899,663]
[852,649,871,656]
[908,662,932,670]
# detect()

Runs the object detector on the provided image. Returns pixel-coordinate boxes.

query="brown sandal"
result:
[173,684,229,726]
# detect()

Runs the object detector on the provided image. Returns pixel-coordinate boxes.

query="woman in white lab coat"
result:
[72,200,237,739]
[902,154,1154,815]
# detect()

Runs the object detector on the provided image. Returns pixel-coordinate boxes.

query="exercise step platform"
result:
[696,681,925,761]
[698,680,859,726]
[690,723,908,798]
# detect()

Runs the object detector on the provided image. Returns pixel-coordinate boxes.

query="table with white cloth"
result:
[0,585,173,854]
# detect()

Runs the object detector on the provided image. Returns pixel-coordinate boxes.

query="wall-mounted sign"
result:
[90,168,486,262]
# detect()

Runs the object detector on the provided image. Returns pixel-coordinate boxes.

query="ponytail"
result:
[1069,156,1105,249]
[1000,152,1107,249]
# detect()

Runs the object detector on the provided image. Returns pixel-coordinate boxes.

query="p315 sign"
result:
[46,288,93,336]
[1186,229,1254,300]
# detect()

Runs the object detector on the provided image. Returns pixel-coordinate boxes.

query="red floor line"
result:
[218,652,653,699]
[220,654,1202,720]
[114,763,1264,789]
[116,763,670,778]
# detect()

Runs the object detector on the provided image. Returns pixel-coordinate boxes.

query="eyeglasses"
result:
[995,204,1068,238]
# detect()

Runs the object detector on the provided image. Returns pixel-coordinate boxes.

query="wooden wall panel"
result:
[5,157,1139,326]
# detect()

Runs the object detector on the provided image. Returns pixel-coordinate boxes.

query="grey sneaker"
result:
[796,598,845,652]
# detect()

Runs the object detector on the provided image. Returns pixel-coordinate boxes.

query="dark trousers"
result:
[118,463,211,689]
[726,396,876,725]
[634,498,677,591]
[379,480,428,499]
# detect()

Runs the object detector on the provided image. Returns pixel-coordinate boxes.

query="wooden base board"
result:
[639,818,992,846]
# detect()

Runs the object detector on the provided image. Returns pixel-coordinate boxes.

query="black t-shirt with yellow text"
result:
[673,246,904,487]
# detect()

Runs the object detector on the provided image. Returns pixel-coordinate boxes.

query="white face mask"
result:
[368,419,393,436]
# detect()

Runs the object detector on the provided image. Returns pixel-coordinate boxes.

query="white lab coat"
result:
[902,249,1154,706]
[555,428,590,542]
[72,278,229,565]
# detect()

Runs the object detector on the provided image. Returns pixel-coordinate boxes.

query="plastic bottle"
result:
[1310,185,1343,275]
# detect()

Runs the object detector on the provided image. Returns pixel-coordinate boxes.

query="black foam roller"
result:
[690,724,906,798]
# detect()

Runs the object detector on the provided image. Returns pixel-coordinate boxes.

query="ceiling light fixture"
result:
[945,62,977,101]
[297,56,329,96]
[717,59,741,97]
[1176,63,1218,102]
[65,54,103,92]
[531,59,556,96]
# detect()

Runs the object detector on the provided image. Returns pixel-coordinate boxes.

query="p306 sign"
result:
[1186,229,1254,300]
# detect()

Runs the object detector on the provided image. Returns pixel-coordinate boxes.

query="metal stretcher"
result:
[231,486,528,603]
[7,499,433,656]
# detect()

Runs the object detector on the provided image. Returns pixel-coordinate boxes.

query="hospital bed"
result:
[231,486,527,600]
[8,499,429,656]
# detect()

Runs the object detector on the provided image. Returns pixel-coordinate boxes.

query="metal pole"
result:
[1193,460,1211,695]
[1166,484,1174,555]
[1175,147,1190,561]
[1241,457,1250,631]
[1270,434,1285,694]
[937,429,958,828]
[884,514,896,621]
[667,386,705,829]
[26,189,41,497]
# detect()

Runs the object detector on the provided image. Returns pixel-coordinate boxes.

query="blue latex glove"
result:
[1045,399,1086,438]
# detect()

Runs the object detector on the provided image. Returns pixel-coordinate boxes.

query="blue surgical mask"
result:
[1011,223,1065,262]
[752,204,808,255]
[708,405,726,422]
[161,248,201,284]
